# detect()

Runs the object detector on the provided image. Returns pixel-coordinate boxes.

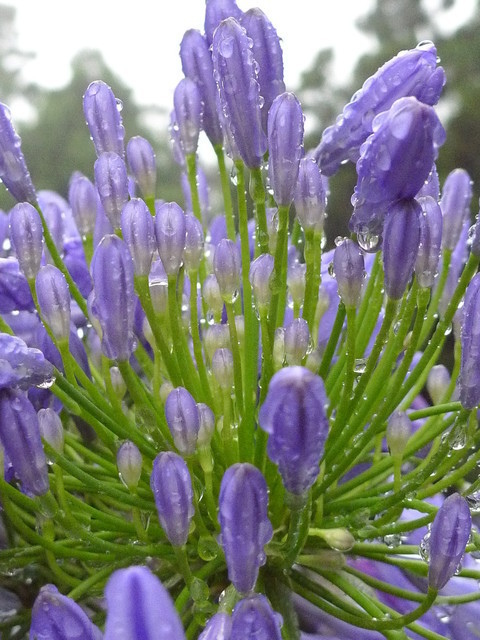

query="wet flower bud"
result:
[184,214,204,272]
[383,199,421,300]
[0,257,34,313]
[0,333,54,390]
[333,238,365,308]
[173,78,203,156]
[212,347,234,390]
[440,168,472,251]
[213,238,240,303]
[459,273,480,409]
[68,174,98,236]
[249,253,274,308]
[109,365,126,399]
[30,584,102,640]
[415,196,443,289]
[287,261,306,307]
[120,198,156,276]
[386,410,411,458]
[126,136,157,200]
[219,463,273,593]
[268,92,304,207]
[294,157,327,232]
[117,441,142,490]
[0,388,49,496]
[94,152,129,230]
[154,201,186,276]
[204,323,230,360]
[197,402,215,447]
[427,364,450,405]
[202,274,223,315]
[259,366,329,495]
[149,258,168,314]
[104,566,186,640]
[212,18,267,168]
[150,451,194,547]
[37,408,64,455]
[90,234,136,361]
[231,594,282,640]
[83,80,125,158]
[199,612,232,640]
[284,318,310,365]
[0,103,36,204]
[35,265,71,341]
[428,493,471,590]
[204,0,243,45]
[165,386,200,455]
[10,202,44,280]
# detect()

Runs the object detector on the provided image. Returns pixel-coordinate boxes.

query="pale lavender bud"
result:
[418,164,440,199]
[154,201,186,276]
[212,18,267,169]
[104,566,186,640]
[202,273,223,314]
[93,198,114,250]
[287,261,306,306]
[204,323,230,360]
[30,584,102,640]
[0,388,49,496]
[83,80,125,158]
[38,408,64,454]
[110,366,126,399]
[120,198,156,276]
[199,612,232,640]
[126,136,157,200]
[258,366,329,495]
[197,402,215,447]
[213,238,240,303]
[0,103,36,204]
[284,318,310,365]
[180,30,223,147]
[383,199,421,300]
[205,0,242,45]
[0,333,54,390]
[10,202,44,280]
[42,201,64,258]
[117,441,142,490]
[150,451,194,547]
[165,386,200,455]
[428,493,471,590]
[231,594,282,640]
[212,347,234,390]
[386,410,411,458]
[35,265,71,341]
[184,214,204,271]
[294,157,327,232]
[267,92,304,207]
[240,8,285,133]
[249,253,274,308]
[333,238,365,308]
[94,152,129,229]
[440,169,473,251]
[415,196,443,289]
[459,273,480,409]
[427,364,451,405]
[90,234,136,361]
[169,110,185,167]
[68,174,98,236]
[174,78,203,156]
[219,463,273,593]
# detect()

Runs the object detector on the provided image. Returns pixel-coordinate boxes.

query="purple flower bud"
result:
[126,136,157,200]
[240,8,285,133]
[418,164,440,200]
[427,364,450,405]
[0,257,34,313]
[212,347,234,390]
[350,97,445,241]
[231,594,282,640]
[169,110,186,167]
[10,202,44,280]
[165,386,200,455]
[205,0,242,45]
[104,565,186,640]
[0,388,49,496]
[459,273,480,409]
[83,80,125,158]
[35,265,71,341]
[314,42,445,176]
[428,493,471,590]
[287,261,306,306]
[212,18,267,168]
[180,30,223,147]
[204,323,230,360]
[386,410,411,458]
[197,402,215,447]
[294,157,327,232]
[93,198,114,250]
[120,198,156,276]
[0,333,54,390]
[258,366,329,495]
[90,234,136,361]
[440,169,472,251]
[267,93,304,207]
[383,199,421,300]
[184,214,204,272]
[150,451,194,547]
[219,463,273,593]
[154,202,186,276]
[249,253,274,308]
[213,238,240,303]
[38,408,64,453]
[30,584,102,640]
[42,201,64,258]
[0,103,36,204]
[202,274,223,314]
[415,196,443,289]
[94,152,129,230]
[68,174,98,236]
[333,238,365,308]
[173,78,203,156]
[117,440,142,490]
[284,318,310,365]
[199,612,232,640]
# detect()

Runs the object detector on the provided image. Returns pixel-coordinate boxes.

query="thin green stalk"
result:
[214,143,236,240]
[250,165,269,255]
[302,227,322,332]
[186,153,203,225]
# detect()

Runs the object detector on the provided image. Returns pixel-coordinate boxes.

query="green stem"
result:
[186,153,203,225]
[250,166,269,255]
[214,144,236,240]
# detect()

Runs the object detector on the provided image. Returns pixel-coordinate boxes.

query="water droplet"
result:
[354,358,367,374]
[357,227,380,252]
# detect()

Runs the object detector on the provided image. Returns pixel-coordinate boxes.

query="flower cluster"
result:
[1,1,480,639]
